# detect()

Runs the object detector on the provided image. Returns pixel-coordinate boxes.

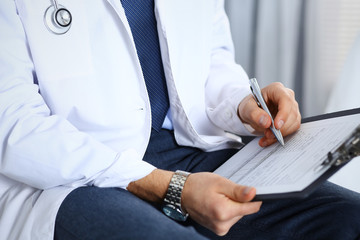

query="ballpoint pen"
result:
[249,78,285,146]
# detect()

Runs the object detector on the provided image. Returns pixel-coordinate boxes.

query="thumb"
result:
[224,183,257,203]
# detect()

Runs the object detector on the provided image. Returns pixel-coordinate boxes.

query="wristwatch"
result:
[162,170,190,221]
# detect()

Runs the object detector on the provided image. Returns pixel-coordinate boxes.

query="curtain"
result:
[225,0,305,111]
[303,0,360,116]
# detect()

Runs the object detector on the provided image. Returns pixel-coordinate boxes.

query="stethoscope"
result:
[44,0,72,35]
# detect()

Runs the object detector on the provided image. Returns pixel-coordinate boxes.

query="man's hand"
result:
[127,170,261,236]
[181,172,261,236]
[238,82,301,147]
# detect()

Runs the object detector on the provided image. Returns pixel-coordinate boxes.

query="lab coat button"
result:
[225,110,233,119]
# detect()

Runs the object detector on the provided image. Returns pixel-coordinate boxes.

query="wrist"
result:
[162,170,191,221]
[237,94,252,124]
[127,169,173,203]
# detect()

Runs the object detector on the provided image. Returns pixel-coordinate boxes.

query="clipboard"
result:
[214,108,360,201]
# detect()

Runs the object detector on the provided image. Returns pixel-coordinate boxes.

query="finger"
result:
[271,103,300,139]
[260,83,294,127]
[238,95,272,131]
[260,111,301,147]
[259,136,277,147]
[222,183,257,203]
[264,128,276,139]
[226,199,262,216]
[272,90,301,132]
[280,112,301,136]
[259,127,280,147]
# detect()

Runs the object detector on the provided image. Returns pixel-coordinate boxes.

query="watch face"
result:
[162,204,188,222]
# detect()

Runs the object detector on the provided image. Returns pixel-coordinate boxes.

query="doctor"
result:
[0,0,359,239]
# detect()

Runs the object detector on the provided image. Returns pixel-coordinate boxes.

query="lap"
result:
[55,182,360,240]
[54,187,207,240]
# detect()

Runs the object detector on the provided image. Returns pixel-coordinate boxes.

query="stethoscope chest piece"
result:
[44,4,72,35]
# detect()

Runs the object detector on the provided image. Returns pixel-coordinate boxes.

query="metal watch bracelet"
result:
[163,170,190,219]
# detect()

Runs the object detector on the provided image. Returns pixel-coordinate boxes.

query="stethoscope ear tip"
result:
[44,3,72,35]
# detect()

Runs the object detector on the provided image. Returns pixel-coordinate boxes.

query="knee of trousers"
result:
[315,188,360,238]
[333,197,360,233]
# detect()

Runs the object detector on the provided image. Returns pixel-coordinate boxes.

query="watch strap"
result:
[163,170,190,216]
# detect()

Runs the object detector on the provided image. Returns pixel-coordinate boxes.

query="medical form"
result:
[214,110,360,200]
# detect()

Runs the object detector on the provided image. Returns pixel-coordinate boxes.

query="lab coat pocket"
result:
[15,0,94,83]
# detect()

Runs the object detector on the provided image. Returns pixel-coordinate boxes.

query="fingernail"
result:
[259,115,268,127]
[277,120,284,129]
[243,186,253,196]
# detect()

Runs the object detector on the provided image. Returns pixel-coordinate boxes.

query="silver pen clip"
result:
[249,78,285,146]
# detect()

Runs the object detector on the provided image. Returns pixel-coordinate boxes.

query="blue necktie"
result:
[121,0,170,131]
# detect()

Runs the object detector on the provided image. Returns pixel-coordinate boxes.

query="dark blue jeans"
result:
[55,129,360,239]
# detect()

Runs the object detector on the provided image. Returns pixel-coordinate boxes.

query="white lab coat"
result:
[0,0,252,239]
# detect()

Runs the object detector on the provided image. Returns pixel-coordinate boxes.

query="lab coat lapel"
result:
[104,0,134,41]
[154,0,211,112]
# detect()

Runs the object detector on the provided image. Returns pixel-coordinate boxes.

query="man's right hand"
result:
[181,172,262,236]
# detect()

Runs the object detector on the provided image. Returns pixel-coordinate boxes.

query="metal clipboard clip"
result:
[315,125,360,172]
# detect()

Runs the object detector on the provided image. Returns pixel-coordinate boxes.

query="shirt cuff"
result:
[207,87,255,136]
[91,149,156,189]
